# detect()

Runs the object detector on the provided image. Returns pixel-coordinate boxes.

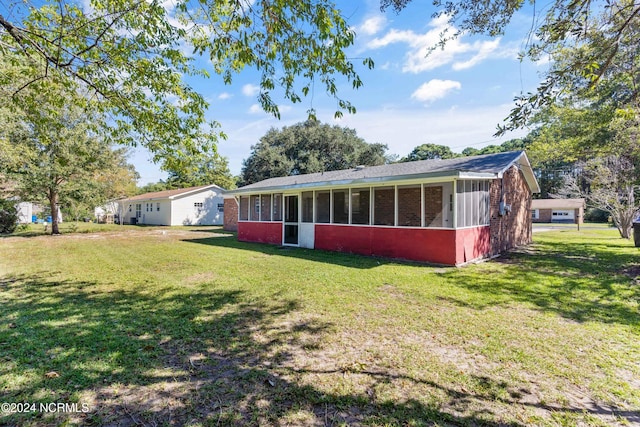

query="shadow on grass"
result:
[0,272,539,426]
[439,234,640,328]
[182,234,400,270]
[2,270,636,426]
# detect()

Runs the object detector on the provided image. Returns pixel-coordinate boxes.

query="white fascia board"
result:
[168,185,223,200]
[457,172,498,180]
[227,172,462,195]
[496,152,540,193]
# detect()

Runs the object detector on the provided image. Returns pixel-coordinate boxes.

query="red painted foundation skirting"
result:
[238,222,282,245]
[238,222,490,265]
[455,226,491,264]
[314,225,460,264]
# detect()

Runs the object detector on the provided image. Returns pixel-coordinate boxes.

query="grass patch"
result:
[0,227,638,426]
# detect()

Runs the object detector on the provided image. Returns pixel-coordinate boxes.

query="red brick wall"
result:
[374,187,394,225]
[489,166,532,256]
[424,186,443,227]
[397,186,421,227]
[533,208,583,224]
[223,198,238,231]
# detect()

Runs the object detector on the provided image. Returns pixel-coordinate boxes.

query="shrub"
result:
[0,199,18,234]
[584,208,609,223]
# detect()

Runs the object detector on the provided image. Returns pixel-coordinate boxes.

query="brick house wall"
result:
[223,198,238,231]
[489,165,532,256]
[397,186,421,226]
[532,208,582,224]
[424,186,443,227]
[374,187,394,225]
[534,209,553,223]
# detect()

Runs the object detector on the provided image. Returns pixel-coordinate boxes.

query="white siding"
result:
[16,202,33,224]
[170,189,224,226]
[138,200,171,225]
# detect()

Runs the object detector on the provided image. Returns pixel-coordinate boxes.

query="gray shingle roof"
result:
[531,198,585,209]
[230,151,539,194]
[123,184,223,202]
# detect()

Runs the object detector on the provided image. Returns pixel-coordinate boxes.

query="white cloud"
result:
[332,104,528,158]
[248,104,262,114]
[242,84,260,97]
[452,39,501,70]
[358,15,387,36]
[411,79,461,102]
[218,92,232,100]
[367,15,508,73]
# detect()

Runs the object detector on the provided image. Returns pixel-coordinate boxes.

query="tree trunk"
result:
[49,189,60,235]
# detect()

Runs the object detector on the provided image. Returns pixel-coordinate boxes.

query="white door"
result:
[283,195,299,246]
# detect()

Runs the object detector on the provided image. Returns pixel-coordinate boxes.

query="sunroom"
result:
[225,151,538,265]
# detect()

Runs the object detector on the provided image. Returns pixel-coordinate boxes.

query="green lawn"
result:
[0,226,638,426]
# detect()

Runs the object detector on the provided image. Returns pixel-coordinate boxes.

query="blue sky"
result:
[132,0,547,184]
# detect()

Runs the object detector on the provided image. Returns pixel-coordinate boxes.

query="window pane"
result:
[485,182,491,224]
[465,182,472,227]
[260,194,271,221]
[456,182,465,227]
[239,197,249,221]
[351,188,370,225]
[285,196,298,222]
[250,195,260,221]
[316,191,330,223]
[424,185,443,227]
[398,185,421,227]
[273,194,283,221]
[302,191,314,223]
[472,181,479,226]
[332,189,348,224]
[374,187,394,226]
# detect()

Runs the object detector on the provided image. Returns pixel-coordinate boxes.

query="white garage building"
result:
[120,184,226,226]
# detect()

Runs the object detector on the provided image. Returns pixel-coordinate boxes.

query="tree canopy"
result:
[401,143,456,162]
[0,0,374,169]
[381,0,639,133]
[165,152,237,190]
[0,61,138,234]
[241,121,389,185]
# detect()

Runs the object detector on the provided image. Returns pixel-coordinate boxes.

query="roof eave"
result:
[496,151,540,193]
[168,184,224,200]
[225,171,504,196]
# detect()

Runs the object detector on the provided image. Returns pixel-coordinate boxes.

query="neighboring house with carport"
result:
[120,184,225,226]
[223,151,540,266]
[531,198,585,224]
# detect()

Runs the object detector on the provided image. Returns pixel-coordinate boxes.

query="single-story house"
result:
[531,198,585,224]
[223,151,540,266]
[16,202,33,224]
[94,200,121,223]
[120,184,226,226]
[15,202,61,223]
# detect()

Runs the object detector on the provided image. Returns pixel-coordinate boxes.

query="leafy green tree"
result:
[401,143,457,162]
[0,198,18,234]
[136,182,174,195]
[241,121,388,185]
[460,138,532,158]
[1,75,139,234]
[381,0,639,133]
[0,0,374,167]
[499,0,640,133]
[557,156,639,238]
[166,152,237,190]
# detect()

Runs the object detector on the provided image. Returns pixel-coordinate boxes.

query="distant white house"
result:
[16,202,33,224]
[94,200,120,223]
[119,184,226,226]
[15,201,62,224]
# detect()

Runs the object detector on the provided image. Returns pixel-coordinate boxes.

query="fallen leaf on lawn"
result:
[45,371,60,379]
